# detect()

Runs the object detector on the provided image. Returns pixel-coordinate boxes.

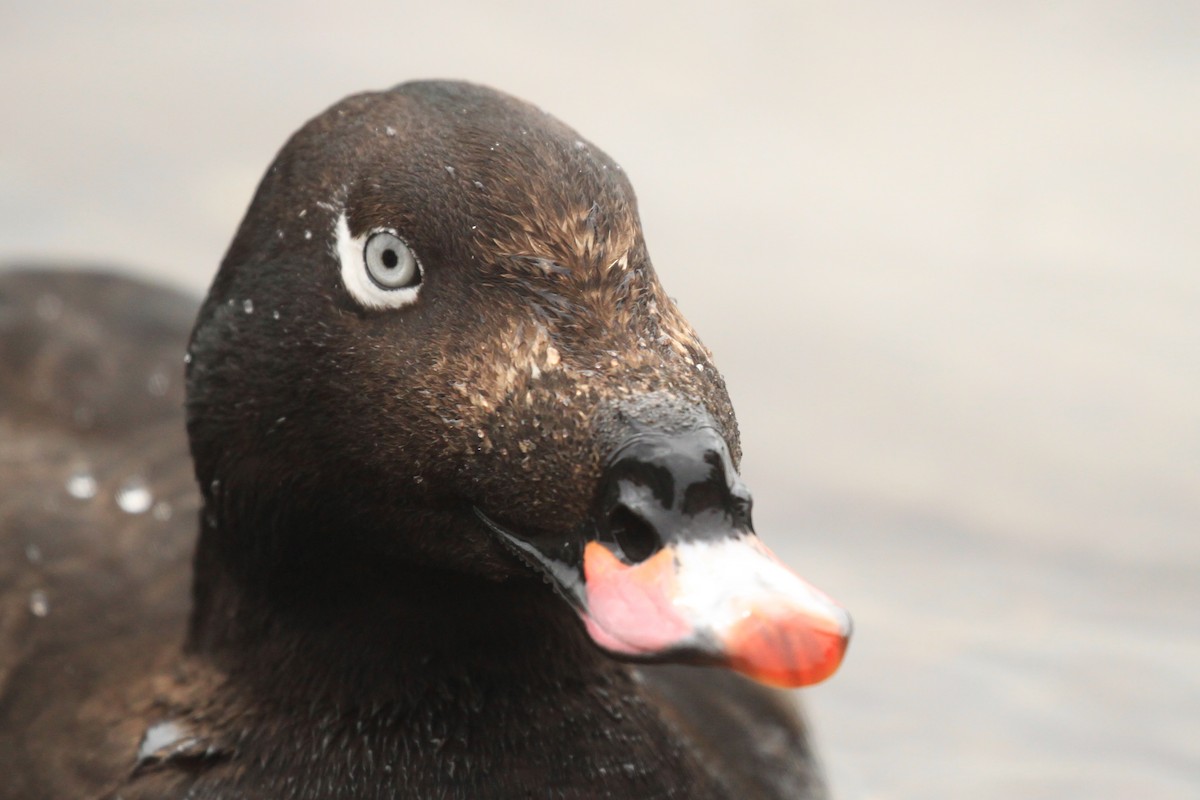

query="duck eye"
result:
[335,214,424,310]
[364,232,420,290]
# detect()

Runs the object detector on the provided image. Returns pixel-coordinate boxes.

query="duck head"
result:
[186,81,850,688]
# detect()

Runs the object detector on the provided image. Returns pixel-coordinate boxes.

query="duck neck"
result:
[185,503,608,708]
[181,497,728,798]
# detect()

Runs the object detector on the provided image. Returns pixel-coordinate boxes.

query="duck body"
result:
[0,81,845,799]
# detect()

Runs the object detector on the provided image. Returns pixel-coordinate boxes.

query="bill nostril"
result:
[607,505,659,564]
[681,479,727,516]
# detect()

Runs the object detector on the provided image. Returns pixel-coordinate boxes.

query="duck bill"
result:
[474,422,852,689]
[578,535,851,688]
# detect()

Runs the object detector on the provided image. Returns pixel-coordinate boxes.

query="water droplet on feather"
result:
[116,477,153,514]
[29,589,49,617]
[66,469,98,500]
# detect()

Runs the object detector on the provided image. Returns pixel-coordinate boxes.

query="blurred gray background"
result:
[2,2,1197,797]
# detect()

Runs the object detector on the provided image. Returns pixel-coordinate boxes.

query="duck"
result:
[0,80,851,799]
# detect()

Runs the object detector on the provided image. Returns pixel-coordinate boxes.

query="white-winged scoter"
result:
[0,80,850,799]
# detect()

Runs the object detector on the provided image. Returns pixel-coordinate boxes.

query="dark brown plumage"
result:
[0,81,841,799]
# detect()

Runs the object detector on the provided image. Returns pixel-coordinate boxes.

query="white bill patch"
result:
[672,535,849,637]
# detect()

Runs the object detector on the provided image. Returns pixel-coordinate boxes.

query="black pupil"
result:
[381,249,399,269]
